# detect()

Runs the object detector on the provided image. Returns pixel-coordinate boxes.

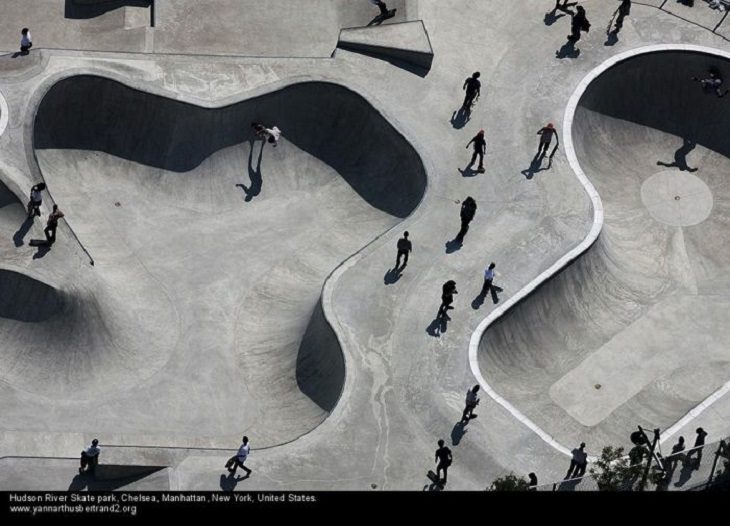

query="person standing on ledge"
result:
[395,231,412,270]
[466,130,487,173]
[20,28,32,55]
[462,72,481,112]
[44,204,64,245]
[79,438,101,475]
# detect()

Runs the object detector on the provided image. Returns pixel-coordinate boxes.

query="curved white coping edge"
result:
[468,44,730,460]
[0,88,8,137]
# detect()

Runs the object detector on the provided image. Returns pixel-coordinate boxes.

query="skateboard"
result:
[29,239,49,247]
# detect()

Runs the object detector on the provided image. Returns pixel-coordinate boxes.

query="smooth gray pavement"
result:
[0,0,729,491]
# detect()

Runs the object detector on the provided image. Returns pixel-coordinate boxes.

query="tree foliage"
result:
[488,472,530,491]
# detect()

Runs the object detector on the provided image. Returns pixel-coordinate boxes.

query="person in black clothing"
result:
[528,472,538,490]
[438,280,458,320]
[396,231,412,269]
[568,6,590,43]
[435,439,453,485]
[462,72,481,112]
[456,197,477,242]
[686,427,708,467]
[44,204,64,245]
[466,130,487,173]
[536,123,559,158]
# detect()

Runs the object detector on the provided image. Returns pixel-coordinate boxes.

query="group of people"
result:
[26,182,65,245]
[551,0,632,48]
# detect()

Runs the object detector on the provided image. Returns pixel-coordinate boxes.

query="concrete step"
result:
[337,20,433,70]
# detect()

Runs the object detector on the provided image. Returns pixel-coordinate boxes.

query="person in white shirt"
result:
[480,262,496,297]
[225,436,252,477]
[20,28,32,55]
[79,438,101,474]
[461,385,480,423]
[251,122,282,147]
[27,182,46,219]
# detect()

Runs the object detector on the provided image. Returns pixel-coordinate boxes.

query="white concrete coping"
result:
[0,88,8,138]
[468,44,730,461]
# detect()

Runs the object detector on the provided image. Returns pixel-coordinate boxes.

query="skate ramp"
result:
[11,76,426,447]
[478,50,730,448]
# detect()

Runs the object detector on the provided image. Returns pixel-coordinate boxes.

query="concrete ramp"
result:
[338,20,434,70]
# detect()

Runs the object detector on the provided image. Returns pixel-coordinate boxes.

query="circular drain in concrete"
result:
[640,170,713,227]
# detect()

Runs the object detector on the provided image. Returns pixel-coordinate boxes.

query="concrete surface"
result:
[0,0,729,492]
[338,21,434,69]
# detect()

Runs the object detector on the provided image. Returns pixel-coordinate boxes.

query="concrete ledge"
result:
[337,20,433,70]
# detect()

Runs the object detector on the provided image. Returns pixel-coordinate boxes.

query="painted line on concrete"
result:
[468,44,730,460]
[0,88,8,138]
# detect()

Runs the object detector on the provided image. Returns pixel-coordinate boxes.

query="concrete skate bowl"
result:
[478,50,730,449]
[29,75,426,447]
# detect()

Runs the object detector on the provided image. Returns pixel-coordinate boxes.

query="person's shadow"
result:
[445,238,462,254]
[556,478,581,492]
[236,140,264,201]
[471,286,503,309]
[450,107,470,130]
[458,166,479,178]
[544,10,567,26]
[521,154,551,180]
[384,267,402,285]
[426,317,448,337]
[220,472,247,491]
[13,217,34,246]
[32,241,51,259]
[556,40,580,59]
[367,9,396,27]
[451,420,467,446]
[657,138,699,172]
[604,30,619,47]
[673,459,696,488]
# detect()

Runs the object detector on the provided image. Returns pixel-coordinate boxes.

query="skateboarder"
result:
[480,262,496,297]
[79,438,101,474]
[438,280,458,320]
[44,205,64,245]
[396,231,412,269]
[565,442,588,479]
[568,6,591,43]
[536,123,559,158]
[455,197,477,242]
[225,436,252,477]
[692,68,729,98]
[461,385,480,423]
[466,130,487,173]
[370,0,389,16]
[251,122,282,146]
[435,440,453,485]
[20,28,32,55]
[27,182,46,219]
[462,72,481,112]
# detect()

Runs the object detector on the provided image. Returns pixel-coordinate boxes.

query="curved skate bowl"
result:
[4,76,427,447]
[475,48,730,450]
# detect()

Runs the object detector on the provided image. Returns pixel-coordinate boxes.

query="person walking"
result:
[438,280,458,320]
[565,442,588,479]
[225,436,253,478]
[370,0,389,16]
[462,72,481,112]
[79,438,101,474]
[466,130,487,173]
[461,385,480,423]
[480,262,496,297]
[568,6,591,43]
[44,204,64,245]
[456,197,477,242]
[20,28,32,55]
[27,182,46,219]
[686,428,708,467]
[435,439,453,486]
[610,0,631,34]
[553,0,576,12]
[395,231,412,269]
[536,123,559,158]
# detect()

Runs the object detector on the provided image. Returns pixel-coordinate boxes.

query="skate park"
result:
[1,0,730,492]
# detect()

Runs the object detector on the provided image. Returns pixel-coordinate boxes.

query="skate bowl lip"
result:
[0,87,8,138]
[468,44,730,461]
[19,68,433,451]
